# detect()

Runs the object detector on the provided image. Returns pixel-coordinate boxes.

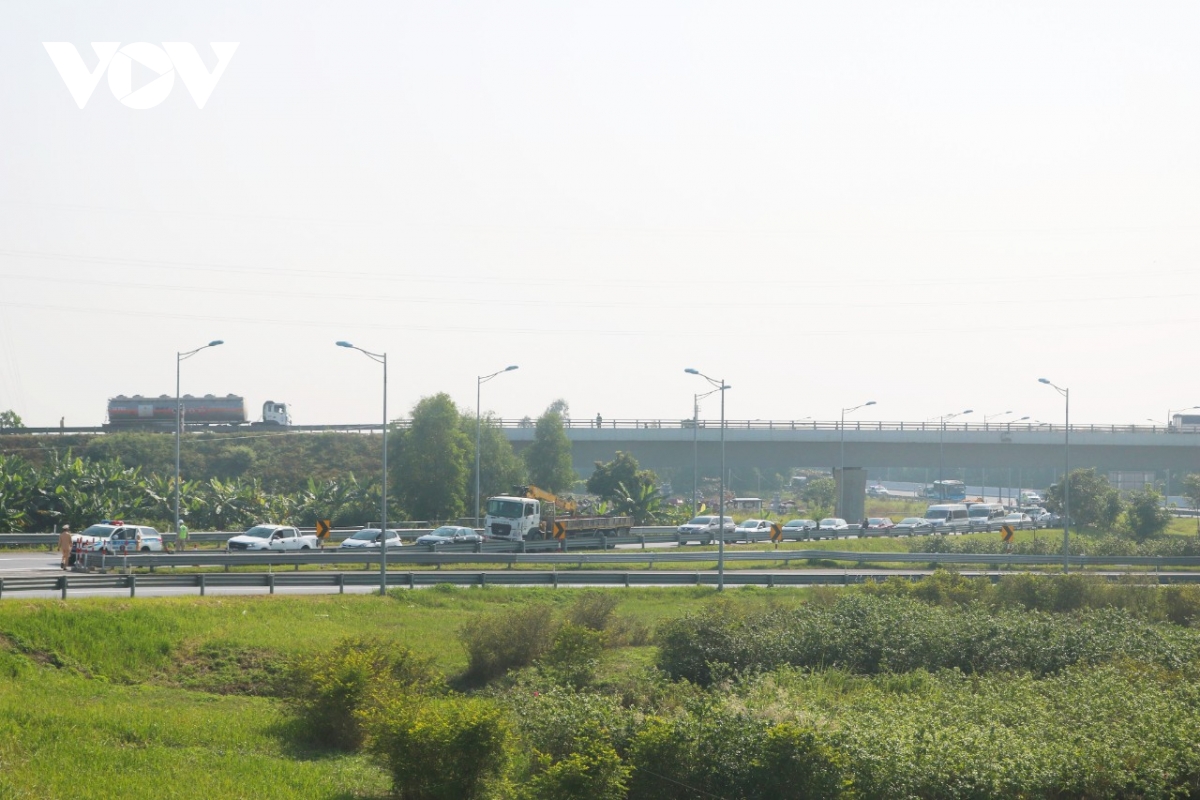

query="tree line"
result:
[0,397,582,532]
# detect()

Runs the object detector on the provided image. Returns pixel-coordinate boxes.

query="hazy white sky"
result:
[2,1,1198,428]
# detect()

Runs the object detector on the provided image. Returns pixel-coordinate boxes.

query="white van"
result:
[924,504,970,530]
[968,503,1005,522]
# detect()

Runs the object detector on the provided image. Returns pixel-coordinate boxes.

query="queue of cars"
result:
[73,493,1058,560]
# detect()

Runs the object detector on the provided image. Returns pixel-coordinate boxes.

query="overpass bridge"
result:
[8,417,1198,488]
[499,419,1200,484]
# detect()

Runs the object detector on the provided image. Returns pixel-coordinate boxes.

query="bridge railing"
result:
[2,420,1187,436]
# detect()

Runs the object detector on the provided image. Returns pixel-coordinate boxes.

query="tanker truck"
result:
[484,485,633,542]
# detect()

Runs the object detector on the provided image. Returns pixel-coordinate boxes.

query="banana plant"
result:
[615,480,665,525]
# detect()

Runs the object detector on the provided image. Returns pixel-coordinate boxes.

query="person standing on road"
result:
[58,525,73,570]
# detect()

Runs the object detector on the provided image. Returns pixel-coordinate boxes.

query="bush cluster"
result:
[460,592,646,684]
[656,591,1200,685]
[276,581,1200,799]
[910,532,1200,557]
[286,637,444,750]
[863,570,1200,626]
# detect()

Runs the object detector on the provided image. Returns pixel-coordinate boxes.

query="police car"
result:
[79,520,165,554]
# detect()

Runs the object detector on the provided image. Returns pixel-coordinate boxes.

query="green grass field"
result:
[4,576,1200,798]
[0,586,744,799]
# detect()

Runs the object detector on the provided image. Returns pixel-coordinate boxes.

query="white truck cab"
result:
[261,401,291,426]
[484,496,541,541]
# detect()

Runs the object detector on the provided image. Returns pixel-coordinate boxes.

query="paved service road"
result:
[0,554,63,572]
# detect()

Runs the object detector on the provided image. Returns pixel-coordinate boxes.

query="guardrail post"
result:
[294,561,299,572]
[408,572,414,589]
[553,569,558,588]
[268,573,275,594]
[0,577,4,599]
[338,573,345,594]
[199,574,206,596]
[129,574,136,598]
[640,534,645,550]
[60,576,67,599]
[624,572,629,588]
[695,572,700,586]
[769,573,774,588]
[601,534,607,550]
[480,572,487,588]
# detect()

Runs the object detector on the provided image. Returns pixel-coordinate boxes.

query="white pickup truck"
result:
[226,524,319,552]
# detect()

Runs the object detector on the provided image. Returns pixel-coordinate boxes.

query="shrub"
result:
[460,603,558,681]
[503,685,637,763]
[625,707,847,800]
[1164,585,1200,626]
[287,637,443,750]
[361,694,509,800]
[566,591,619,632]
[523,741,630,800]
[539,623,606,689]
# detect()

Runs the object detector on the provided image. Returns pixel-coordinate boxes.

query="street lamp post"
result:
[338,341,389,595]
[936,409,973,488]
[983,410,1013,428]
[839,401,876,519]
[686,368,730,591]
[175,340,223,550]
[691,388,720,518]
[475,366,518,528]
[1039,378,1070,573]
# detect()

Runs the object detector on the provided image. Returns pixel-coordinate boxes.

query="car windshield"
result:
[242,526,278,539]
[351,530,381,541]
[969,508,990,517]
[487,499,523,518]
[430,526,460,537]
[740,520,762,527]
[820,519,837,525]
[899,518,924,525]
[925,510,951,520]
[79,525,116,537]
[686,517,713,525]
[784,520,805,527]
[868,518,886,524]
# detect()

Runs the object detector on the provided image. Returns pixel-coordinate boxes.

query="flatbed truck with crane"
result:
[483,486,634,542]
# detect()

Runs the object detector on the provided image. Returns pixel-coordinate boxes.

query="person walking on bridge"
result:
[58,525,72,570]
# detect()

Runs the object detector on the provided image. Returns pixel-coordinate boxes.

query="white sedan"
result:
[338,528,403,549]
[818,518,850,531]
[416,526,485,545]
[733,519,772,538]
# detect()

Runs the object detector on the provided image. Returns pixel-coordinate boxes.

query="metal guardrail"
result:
[74,544,1200,573]
[0,520,1044,548]
[8,567,1200,600]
